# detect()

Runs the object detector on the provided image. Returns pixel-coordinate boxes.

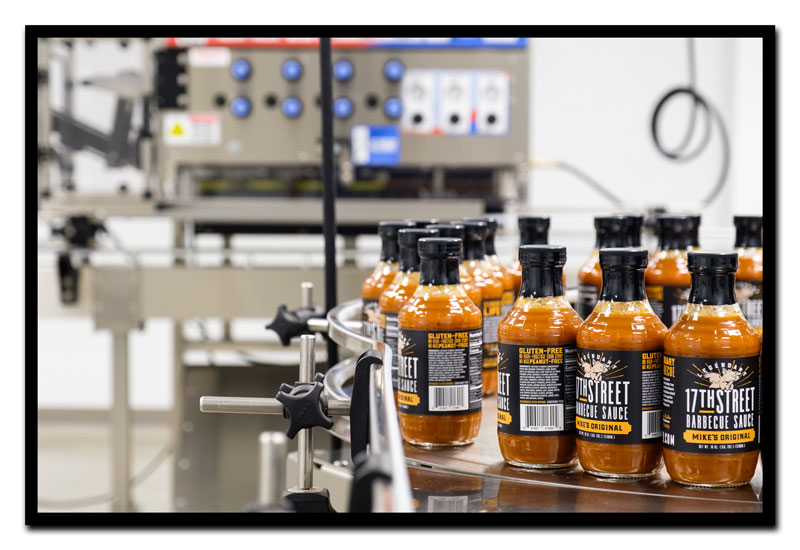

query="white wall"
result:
[37,37,764,410]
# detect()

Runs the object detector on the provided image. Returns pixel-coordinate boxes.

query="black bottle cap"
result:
[518,216,550,231]
[733,215,762,248]
[405,219,440,229]
[655,214,691,250]
[462,219,488,240]
[595,215,627,233]
[418,237,462,258]
[464,216,498,231]
[599,247,648,269]
[427,223,464,240]
[519,245,566,266]
[733,215,763,230]
[688,251,738,273]
[614,213,645,246]
[656,214,690,230]
[518,215,550,245]
[398,228,439,248]
[378,220,415,238]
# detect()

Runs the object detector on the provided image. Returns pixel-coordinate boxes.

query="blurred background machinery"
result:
[37,36,530,513]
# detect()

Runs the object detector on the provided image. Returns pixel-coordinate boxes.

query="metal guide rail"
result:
[323,299,763,514]
[198,286,413,513]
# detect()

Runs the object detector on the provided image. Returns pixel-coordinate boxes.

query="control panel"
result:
[154,38,529,200]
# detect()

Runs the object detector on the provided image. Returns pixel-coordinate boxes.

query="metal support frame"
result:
[294,335,316,492]
[319,36,339,369]
[111,331,131,512]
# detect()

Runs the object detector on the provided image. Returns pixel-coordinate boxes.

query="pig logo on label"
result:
[702,367,742,391]
[580,359,610,381]
[397,332,410,356]
[735,283,758,303]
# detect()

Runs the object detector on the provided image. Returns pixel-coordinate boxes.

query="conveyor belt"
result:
[329,394,761,513]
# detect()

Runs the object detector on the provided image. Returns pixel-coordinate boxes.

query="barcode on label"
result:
[642,410,661,439]
[429,385,468,411]
[520,404,564,431]
[427,495,468,513]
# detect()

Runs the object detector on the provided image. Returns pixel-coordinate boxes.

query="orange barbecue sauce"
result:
[398,238,483,447]
[645,215,692,327]
[663,252,761,487]
[577,216,628,319]
[380,228,439,403]
[361,221,414,339]
[497,245,581,468]
[462,221,504,396]
[576,248,667,478]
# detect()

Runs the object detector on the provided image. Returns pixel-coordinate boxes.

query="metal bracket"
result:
[92,267,141,331]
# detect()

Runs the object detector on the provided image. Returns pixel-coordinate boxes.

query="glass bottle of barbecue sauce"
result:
[576,248,667,478]
[379,228,439,403]
[645,215,692,327]
[397,238,483,446]
[465,217,516,316]
[508,216,551,297]
[663,252,761,487]
[361,221,414,339]
[425,224,483,308]
[462,220,505,396]
[497,245,581,468]
[733,216,763,336]
[577,215,628,319]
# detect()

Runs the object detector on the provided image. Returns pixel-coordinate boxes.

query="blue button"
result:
[333,59,354,82]
[281,59,303,81]
[333,97,354,119]
[383,59,405,82]
[230,96,252,118]
[282,96,303,118]
[230,59,252,81]
[383,97,402,119]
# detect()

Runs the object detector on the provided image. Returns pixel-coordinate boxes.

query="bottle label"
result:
[361,298,381,340]
[482,298,503,370]
[398,328,483,415]
[575,348,663,444]
[497,343,577,435]
[646,284,690,327]
[381,312,400,390]
[662,355,760,454]
[577,284,599,318]
[735,281,763,331]
[501,289,515,316]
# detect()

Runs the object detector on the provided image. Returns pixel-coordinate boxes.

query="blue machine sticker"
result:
[351,125,401,166]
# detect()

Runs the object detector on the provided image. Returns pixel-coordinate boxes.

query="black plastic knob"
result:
[266,304,325,346]
[275,374,333,439]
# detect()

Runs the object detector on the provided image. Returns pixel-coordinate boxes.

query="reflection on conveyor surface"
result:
[388,396,762,513]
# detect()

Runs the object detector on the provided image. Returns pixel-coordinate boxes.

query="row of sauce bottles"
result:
[360,215,763,488]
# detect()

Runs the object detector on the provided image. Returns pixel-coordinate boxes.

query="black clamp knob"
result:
[266,304,326,347]
[275,373,333,439]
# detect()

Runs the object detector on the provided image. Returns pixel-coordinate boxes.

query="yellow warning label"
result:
[576,416,632,435]
[170,123,184,136]
[497,410,512,424]
[398,392,420,406]
[683,429,755,444]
